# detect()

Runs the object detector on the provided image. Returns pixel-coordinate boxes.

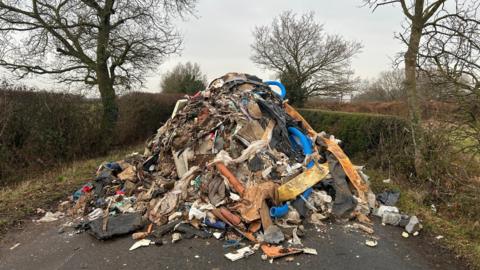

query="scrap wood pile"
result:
[60,73,419,260]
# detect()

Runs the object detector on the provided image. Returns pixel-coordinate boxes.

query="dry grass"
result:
[368,169,480,269]
[0,144,143,236]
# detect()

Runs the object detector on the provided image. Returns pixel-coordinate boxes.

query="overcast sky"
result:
[146,0,405,92]
[0,0,406,93]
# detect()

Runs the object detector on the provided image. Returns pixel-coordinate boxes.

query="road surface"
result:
[0,218,468,270]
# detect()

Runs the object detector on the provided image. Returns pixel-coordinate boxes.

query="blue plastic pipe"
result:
[264,81,286,100]
[287,127,314,169]
[270,203,289,218]
[270,127,315,218]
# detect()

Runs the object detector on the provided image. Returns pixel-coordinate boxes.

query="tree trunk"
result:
[97,63,118,148]
[404,21,424,175]
[96,1,117,149]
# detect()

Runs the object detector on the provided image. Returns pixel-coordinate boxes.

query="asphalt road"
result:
[0,218,469,270]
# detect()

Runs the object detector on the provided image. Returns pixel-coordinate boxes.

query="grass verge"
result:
[367,169,480,269]
[0,144,143,236]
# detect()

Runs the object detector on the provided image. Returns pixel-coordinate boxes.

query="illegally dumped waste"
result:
[225,245,257,261]
[376,190,400,206]
[9,243,20,250]
[373,192,423,234]
[57,72,422,261]
[34,211,65,223]
[365,239,378,247]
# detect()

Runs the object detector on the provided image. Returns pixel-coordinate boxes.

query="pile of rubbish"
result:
[56,73,420,260]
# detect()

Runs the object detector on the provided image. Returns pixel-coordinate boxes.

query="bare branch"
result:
[250,11,362,104]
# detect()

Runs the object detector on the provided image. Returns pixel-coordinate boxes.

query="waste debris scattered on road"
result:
[352,223,375,234]
[35,211,65,223]
[129,239,153,251]
[55,73,423,262]
[365,239,378,247]
[224,245,256,261]
[9,243,20,250]
[376,191,400,206]
[374,191,423,233]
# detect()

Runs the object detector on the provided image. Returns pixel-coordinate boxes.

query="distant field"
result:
[304,99,457,120]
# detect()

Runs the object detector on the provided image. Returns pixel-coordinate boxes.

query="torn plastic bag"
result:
[152,219,182,238]
[309,190,333,212]
[87,212,145,240]
[318,136,369,202]
[102,162,123,175]
[93,170,115,197]
[374,205,399,217]
[376,190,400,206]
[174,223,212,239]
[208,176,226,206]
[255,98,303,162]
[327,152,357,218]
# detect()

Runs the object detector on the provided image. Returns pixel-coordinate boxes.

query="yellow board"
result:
[284,103,368,202]
[278,163,330,202]
[322,138,369,201]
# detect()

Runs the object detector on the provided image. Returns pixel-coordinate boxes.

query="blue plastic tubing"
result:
[287,127,314,169]
[270,201,289,218]
[264,81,287,100]
[270,127,315,218]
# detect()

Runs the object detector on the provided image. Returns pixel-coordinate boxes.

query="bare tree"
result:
[353,69,452,102]
[250,11,362,106]
[354,70,405,101]
[364,0,448,173]
[418,0,480,156]
[0,0,196,144]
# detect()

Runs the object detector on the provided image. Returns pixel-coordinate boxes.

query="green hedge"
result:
[0,90,414,186]
[0,90,103,182]
[116,92,181,145]
[0,89,180,186]
[300,109,415,173]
